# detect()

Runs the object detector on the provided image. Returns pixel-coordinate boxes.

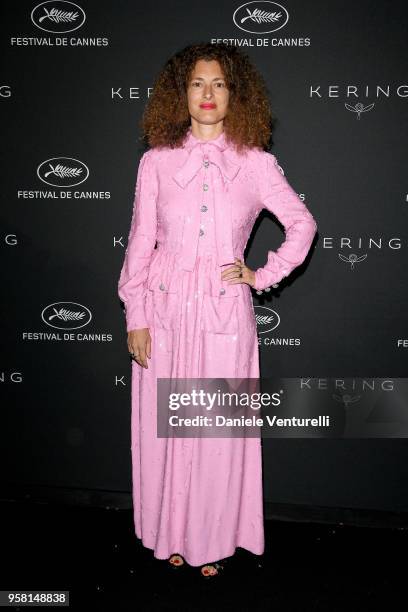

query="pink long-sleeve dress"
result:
[118,126,317,566]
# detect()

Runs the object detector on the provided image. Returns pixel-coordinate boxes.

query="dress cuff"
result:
[253,268,282,294]
[124,301,149,332]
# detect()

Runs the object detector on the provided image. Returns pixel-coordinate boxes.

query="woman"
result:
[118,42,317,578]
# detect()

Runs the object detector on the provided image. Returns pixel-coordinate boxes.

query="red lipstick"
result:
[200,103,216,109]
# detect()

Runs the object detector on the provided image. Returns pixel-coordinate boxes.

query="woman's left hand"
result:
[221,258,256,288]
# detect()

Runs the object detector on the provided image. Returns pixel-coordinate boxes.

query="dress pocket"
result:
[148,287,179,330]
[201,293,238,334]
[146,256,180,331]
[201,268,240,334]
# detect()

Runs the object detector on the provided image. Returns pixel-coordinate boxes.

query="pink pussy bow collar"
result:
[172,128,241,271]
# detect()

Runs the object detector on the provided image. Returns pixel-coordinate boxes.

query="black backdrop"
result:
[1,0,408,519]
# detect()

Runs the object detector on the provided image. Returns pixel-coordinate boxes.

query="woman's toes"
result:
[201,564,218,576]
[169,554,184,566]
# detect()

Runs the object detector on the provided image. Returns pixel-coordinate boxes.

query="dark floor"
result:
[0,499,406,611]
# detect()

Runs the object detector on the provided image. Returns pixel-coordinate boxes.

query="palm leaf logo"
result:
[48,307,86,321]
[38,8,79,23]
[241,8,282,24]
[44,163,83,178]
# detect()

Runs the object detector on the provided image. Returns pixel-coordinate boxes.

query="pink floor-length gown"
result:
[118,126,317,566]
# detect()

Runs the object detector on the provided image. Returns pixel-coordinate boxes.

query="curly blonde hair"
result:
[139,42,276,153]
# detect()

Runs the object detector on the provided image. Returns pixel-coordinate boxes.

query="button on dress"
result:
[118,126,317,566]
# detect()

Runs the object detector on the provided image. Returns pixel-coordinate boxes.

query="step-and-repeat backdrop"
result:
[2,0,408,514]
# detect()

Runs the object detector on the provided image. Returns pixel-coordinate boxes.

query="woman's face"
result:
[186,59,229,127]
